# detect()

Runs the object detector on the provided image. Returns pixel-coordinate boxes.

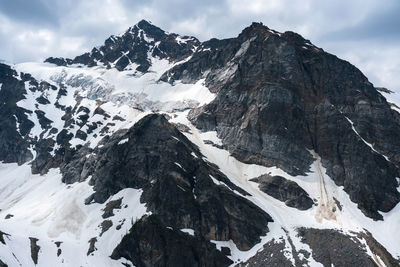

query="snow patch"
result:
[180,228,195,236]
[118,138,129,145]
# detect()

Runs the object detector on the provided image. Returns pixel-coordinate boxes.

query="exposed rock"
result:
[54,241,62,257]
[75,129,88,141]
[251,175,314,210]
[100,220,113,236]
[0,230,10,244]
[36,95,50,105]
[333,197,343,211]
[297,228,377,267]
[34,110,52,131]
[31,138,57,174]
[112,115,125,121]
[102,198,122,218]
[111,215,233,267]
[87,237,97,256]
[61,145,95,184]
[240,238,300,267]
[94,106,110,118]
[44,57,70,66]
[0,63,33,164]
[116,219,125,230]
[29,237,40,265]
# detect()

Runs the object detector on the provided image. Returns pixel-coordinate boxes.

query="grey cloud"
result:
[0,0,59,26]
[320,1,400,43]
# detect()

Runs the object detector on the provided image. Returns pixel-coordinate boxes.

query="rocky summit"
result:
[0,20,399,267]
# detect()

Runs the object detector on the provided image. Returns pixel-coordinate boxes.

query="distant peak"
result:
[249,22,269,30]
[136,19,155,29]
[239,22,274,40]
[127,19,166,40]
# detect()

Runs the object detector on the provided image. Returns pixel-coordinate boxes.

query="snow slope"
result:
[0,163,148,267]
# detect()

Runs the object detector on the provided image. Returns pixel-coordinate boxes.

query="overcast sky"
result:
[0,0,399,89]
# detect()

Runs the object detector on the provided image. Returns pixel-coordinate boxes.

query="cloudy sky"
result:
[0,0,399,89]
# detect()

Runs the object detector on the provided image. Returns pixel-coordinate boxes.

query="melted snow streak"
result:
[0,163,148,267]
[169,111,400,265]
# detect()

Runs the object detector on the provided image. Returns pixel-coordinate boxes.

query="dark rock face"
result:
[29,237,41,265]
[102,198,122,218]
[111,215,233,267]
[0,63,62,172]
[240,237,309,267]
[297,228,378,267]
[251,175,314,210]
[179,23,400,219]
[240,239,295,267]
[44,57,71,66]
[63,114,273,251]
[244,228,391,267]
[0,231,10,245]
[45,20,200,73]
[0,63,34,164]
[100,220,113,236]
[87,237,97,256]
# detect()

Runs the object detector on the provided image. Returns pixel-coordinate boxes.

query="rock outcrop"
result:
[297,228,380,267]
[111,215,233,267]
[0,63,34,164]
[251,175,314,210]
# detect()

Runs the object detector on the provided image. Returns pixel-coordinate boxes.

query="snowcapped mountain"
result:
[0,19,399,267]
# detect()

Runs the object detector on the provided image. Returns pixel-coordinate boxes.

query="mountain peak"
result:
[45,19,199,72]
[237,22,320,52]
[238,22,279,41]
[130,19,166,39]
[136,19,156,29]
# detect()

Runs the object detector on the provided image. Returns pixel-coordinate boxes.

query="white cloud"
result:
[333,43,400,89]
